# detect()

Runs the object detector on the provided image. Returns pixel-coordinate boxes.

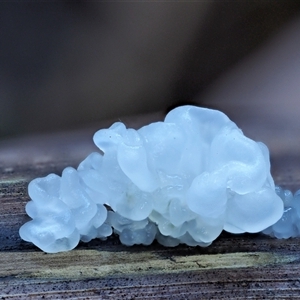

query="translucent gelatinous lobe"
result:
[263,186,300,239]
[19,105,284,253]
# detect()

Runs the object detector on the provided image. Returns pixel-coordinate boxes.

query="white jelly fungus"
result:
[19,105,284,253]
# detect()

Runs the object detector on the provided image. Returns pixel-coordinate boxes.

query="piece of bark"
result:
[0,111,299,299]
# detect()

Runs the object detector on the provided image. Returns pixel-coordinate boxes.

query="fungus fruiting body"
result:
[19,106,284,253]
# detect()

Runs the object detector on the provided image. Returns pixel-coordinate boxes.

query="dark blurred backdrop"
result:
[1,1,300,138]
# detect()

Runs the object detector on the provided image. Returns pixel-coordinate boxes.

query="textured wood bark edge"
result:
[0,249,298,281]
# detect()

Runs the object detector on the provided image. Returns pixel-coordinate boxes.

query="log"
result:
[0,111,299,299]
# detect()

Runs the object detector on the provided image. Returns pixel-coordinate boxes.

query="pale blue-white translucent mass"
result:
[19,105,284,253]
[263,186,300,238]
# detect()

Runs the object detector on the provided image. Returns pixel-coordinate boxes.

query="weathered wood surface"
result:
[0,111,300,299]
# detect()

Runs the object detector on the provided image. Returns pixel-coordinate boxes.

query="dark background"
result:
[1,1,300,138]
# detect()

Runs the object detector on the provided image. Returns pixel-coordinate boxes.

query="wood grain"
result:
[0,111,300,299]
